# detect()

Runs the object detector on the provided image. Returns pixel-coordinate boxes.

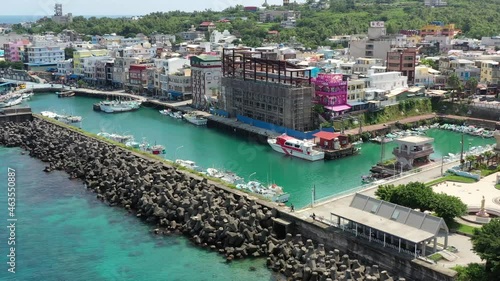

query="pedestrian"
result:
[290,204,294,212]
[312,213,316,220]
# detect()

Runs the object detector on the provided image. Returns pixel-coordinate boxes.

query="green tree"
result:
[375,184,397,201]
[431,193,467,224]
[447,73,462,102]
[466,155,476,171]
[64,47,76,60]
[392,182,435,211]
[472,218,500,278]
[420,58,438,70]
[454,263,488,281]
[465,77,479,98]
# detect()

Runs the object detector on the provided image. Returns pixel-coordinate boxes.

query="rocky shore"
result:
[0,118,401,281]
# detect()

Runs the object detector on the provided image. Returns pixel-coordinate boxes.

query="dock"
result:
[0,107,33,123]
[322,146,359,160]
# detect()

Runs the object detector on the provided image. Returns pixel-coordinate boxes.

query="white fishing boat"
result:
[21,92,33,100]
[170,111,183,119]
[267,134,324,161]
[0,95,23,108]
[159,109,171,115]
[148,144,166,155]
[40,111,82,127]
[236,181,290,203]
[175,159,201,171]
[183,112,207,126]
[98,100,141,113]
[206,168,224,178]
[97,132,134,144]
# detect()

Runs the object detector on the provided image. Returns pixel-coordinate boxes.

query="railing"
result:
[317,218,420,258]
[393,148,435,159]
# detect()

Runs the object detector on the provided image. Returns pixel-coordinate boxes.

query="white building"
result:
[190,54,222,108]
[365,71,408,100]
[481,36,500,47]
[210,30,237,44]
[56,59,73,77]
[81,56,111,82]
[414,65,440,87]
[424,0,447,6]
[352,57,384,75]
[27,45,65,65]
[155,57,190,96]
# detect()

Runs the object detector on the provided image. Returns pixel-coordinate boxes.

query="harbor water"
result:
[1,93,495,280]
[24,93,495,208]
[0,147,276,281]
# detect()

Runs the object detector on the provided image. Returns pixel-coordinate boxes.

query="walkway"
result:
[344,114,437,135]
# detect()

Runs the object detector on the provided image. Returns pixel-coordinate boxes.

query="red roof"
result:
[200,21,214,26]
[313,131,341,141]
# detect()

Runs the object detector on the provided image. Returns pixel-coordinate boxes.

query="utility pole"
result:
[311,185,316,207]
[460,133,465,170]
[441,156,444,176]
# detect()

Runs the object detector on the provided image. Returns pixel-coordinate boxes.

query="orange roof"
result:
[313,131,341,141]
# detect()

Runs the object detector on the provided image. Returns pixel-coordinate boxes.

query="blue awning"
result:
[347,101,367,106]
[69,74,80,79]
[168,90,183,97]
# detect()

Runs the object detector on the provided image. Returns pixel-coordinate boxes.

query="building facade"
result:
[190,55,222,108]
[3,40,29,62]
[26,46,64,65]
[480,60,500,85]
[221,48,314,131]
[386,48,417,85]
[312,73,350,116]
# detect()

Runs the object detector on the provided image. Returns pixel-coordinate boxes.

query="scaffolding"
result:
[222,48,312,87]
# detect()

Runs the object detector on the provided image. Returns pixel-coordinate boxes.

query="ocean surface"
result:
[0,15,133,24]
[22,93,495,208]
[0,147,276,281]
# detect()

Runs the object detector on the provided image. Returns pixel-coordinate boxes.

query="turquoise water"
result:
[0,147,276,281]
[25,93,496,208]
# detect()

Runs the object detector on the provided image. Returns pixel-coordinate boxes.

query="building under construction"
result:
[221,48,314,132]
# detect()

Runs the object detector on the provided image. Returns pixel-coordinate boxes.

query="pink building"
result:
[3,40,30,62]
[312,73,350,116]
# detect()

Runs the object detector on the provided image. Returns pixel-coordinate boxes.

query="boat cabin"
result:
[313,131,349,150]
[393,136,434,169]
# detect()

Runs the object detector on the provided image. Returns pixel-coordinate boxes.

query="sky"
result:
[0,0,301,16]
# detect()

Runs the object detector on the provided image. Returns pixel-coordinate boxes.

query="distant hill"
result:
[11,0,500,48]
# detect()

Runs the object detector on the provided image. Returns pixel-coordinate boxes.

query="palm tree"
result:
[483,151,494,166]
[465,77,479,99]
[465,155,476,171]
[447,73,462,102]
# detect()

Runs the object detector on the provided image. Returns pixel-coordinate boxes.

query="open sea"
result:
[0,147,276,280]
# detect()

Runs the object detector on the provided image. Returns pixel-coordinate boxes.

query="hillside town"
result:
[1,3,499,134]
[2,2,500,281]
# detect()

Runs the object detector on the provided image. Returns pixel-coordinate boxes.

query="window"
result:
[391,210,400,220]
[371,203,379,213]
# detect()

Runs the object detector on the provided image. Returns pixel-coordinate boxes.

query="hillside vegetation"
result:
[12,0,500,47]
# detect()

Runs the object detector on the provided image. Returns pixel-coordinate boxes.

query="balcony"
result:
[393,146,434,159]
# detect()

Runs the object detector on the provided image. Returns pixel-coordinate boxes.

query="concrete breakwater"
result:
[0,118,403,281]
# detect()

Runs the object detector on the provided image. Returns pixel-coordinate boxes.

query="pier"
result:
[0,107,33,123]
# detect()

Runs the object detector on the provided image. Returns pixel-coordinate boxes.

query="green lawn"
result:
[449,220,478,236]
[496,184,500,190]
[426,175,477,186]
[428,253,443,262]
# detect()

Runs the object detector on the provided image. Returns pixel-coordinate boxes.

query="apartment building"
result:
[480,60,500,85]
[26,45,64,65]
[386,48,417,85]
[3,40,30,62]
[73,49,109,75]
[190,54,222,108]
[352,57,384,75]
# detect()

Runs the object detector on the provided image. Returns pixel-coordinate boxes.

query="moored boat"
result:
[40,111,82,127]
[0,95,23,108]
[267,134,324,161]
[170,111,183,119]
[21,92,33,100]
[183,112,207,126]
[175,159,201,171]
[149,144,166,155]
[159,109,171,115]
[97,132,134,144]
[98,100,141,113]
[236,181,290,203]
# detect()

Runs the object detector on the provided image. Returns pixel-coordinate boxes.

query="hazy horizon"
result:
[0,0,303,16]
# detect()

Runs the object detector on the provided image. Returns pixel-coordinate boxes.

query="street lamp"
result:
[175,145,184,160]
[248,172,256,182]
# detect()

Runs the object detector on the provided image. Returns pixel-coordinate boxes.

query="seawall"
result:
[0,116,416,281]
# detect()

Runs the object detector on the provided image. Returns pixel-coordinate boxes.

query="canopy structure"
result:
[330,193,449,258]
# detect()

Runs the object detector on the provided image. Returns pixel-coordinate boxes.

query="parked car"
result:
[479,96,487,101]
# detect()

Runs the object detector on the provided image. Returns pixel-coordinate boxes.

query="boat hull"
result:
[267,140,324,161]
